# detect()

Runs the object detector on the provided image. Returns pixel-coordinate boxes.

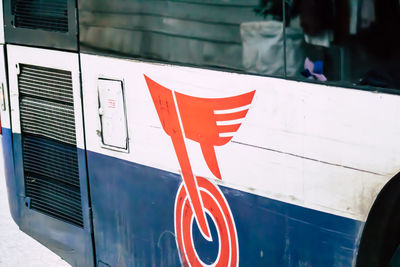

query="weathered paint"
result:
[86,149,363,266]
[1,129,95,266]
[2,127,363,266]
[2,44,400,266]
[80,52,399,222]
[3,45,94,267]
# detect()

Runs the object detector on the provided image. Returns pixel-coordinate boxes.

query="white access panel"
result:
[98,79,128,150]
[6,45,84,149]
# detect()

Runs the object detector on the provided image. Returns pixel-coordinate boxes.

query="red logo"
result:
[145,75,255,266]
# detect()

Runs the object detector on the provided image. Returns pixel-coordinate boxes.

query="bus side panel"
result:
[1,128,19,223]
[5,45,94,267]
[5,132,94,266]
[80,53,398,224]
[81,53,369,266]
[0,44,20,224]
[86,149,362,266]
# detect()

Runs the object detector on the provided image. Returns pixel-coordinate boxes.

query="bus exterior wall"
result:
[3,0,77,51]
[79,53,400,266]
[0,0,398,266]
[3,45,94,267]
[0,45,18,224]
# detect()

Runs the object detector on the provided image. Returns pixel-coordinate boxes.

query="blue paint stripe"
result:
[2,127,364,266]
[86,150,363,266]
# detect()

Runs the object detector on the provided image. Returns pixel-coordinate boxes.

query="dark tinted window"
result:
[285,0,400,90]
[79,0,285,76]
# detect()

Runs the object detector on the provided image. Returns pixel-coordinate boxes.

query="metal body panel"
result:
[3,131,94,267]
[87,149,362,266]
[80,53,400,222]
[4,45,93,266]
[79,52,400,265]
[3,0,77,51]
[1,129,19,222]
[7,45,85,149]
[0,45,17,223]
[0,45,9,129]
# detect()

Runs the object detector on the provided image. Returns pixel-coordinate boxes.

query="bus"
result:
[1,0,400,266]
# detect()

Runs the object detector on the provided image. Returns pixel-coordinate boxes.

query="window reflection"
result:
[286,0,400,89]
[80,0,400,90]
[240,0,288,76]
[79,0,285,77]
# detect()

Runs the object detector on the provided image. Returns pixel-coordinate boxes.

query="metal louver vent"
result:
[18,64,83,227]
[13,0,69,32]
[18,65,74,103]
[20,98,76,145]
[25,174,83,226]
[23,136,80,187]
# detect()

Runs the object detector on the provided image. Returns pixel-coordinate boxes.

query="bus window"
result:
[79,0,285,76]
[285,0,400,90]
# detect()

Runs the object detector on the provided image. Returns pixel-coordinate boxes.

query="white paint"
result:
[79,53,400,222]
[216,119,244,126]
[0,45,10,130]
[6,45,84,149]
[214,105,251,114]
[219,132,236,138]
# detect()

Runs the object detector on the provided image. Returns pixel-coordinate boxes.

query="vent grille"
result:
[18,64,74,103]
[18,64,83,227]
[20,98,76,145]
[23,136,80,187]
[26,175,83,227]
[13,0,69,32]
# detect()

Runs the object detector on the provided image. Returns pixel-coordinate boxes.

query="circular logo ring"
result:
[175,176,239,267]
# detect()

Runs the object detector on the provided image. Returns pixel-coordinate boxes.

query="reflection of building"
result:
[240,20,304,76]
[80,1,261,72]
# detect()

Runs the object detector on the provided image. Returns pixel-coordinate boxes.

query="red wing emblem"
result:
[145,75,255,267]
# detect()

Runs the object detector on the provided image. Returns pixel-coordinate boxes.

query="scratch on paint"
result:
[149,125,162,129]
[157,230,176,249]
[232,141,384,176]
[351,224,365,267]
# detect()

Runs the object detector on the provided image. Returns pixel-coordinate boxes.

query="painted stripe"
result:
[214,104,251,115]
[219,132,236,138]
[86,148,363,266]
[216,118,244,126]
